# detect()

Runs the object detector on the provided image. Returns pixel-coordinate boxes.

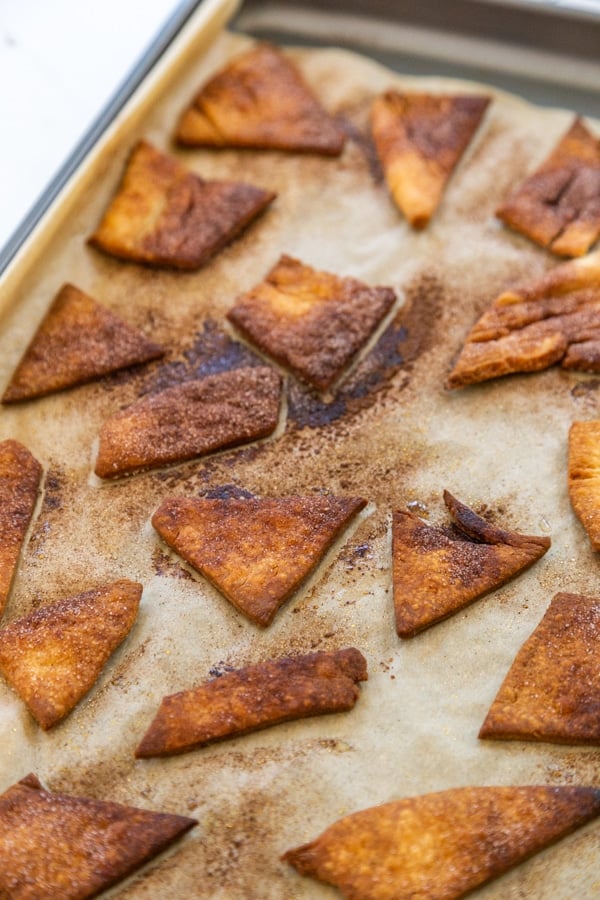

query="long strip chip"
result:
[568,419,600,550]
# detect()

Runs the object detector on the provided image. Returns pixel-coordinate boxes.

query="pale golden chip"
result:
[151,492,366,626]
[227,254,396,392]
[88,140,275,269]
[568,419,600,550]
[176,43,346,155]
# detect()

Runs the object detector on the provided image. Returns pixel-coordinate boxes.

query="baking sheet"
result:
[0,13,600,900]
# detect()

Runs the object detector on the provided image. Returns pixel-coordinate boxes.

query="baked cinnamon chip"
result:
[447,250,600,387]
[2,284,164,403]
[136,647,367,758]
[392,491,550,637]
[0,440,42,620]
[480,592,600,744]
[0,579,141,729]
[497,117,600,257]
[176,43,346,155]
[282,785,600,899]
[227,255,396,392]
[371,91,490,228]
[88,140,275,269]
[0,773,196,899]
[151,493,366,626]
[568,419,600,550]
[95,365,282,479]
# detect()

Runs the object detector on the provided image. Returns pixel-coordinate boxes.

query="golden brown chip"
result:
[151,492,366,626]
[282,785,600,899]
[0,773,196,899]
[480,592,600,744]
[94,365,282,479]
[370,91,490,228]
[2,283,164,403]
[0,440,42,620]
[0,579,141,729]
[227,255,396,392]
[447,250,600,388]
[392,491,550,637]
[568,419,600,550]
[497,117,600,257]
[136,647,367,758]
[175,43,346,155]
[88,140,275,269]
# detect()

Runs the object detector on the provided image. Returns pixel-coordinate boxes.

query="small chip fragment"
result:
[480,592,600,744]
[94,365,282,479]
[135,647,367,757]
[0,440,42,620]
[447,250,600,388]
[0,579,141,729]
[568,419,600,550]
[0,773,196,899]
[371,91,490,228]
[392,491,550,637]
[88,140,275,269]
[151,492,366,625]
[175,43,346,155]
[497,117,600,257]
[282,785,600,899]
[227,254,396,392]
[2,283,164,403]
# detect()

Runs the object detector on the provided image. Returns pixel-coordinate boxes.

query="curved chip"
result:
[568,419,600,550]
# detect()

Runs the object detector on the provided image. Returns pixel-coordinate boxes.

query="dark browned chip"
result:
[282,785,600,899]
[392,490,550,637]
[0,773,196,899]
[568,419,600,550]
[227,254,396,392]
[497,117,600,257]
[94,365,282,479]
[176,43,346,155]
[135,647,367,758]
[0,579,141,729]
[480,592,600,744]
[371,91,490,228]
[151,492,366,625]
[88,140,275,269]
[2,283,164,403]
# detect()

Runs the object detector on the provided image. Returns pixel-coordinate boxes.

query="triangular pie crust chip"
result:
[447,250,600,388]
[88,140,275,269]
[282,785,600,899]
[136,647,367,758]
[392,491,550,637]
[0,579,141,729]
[371,91,490,228]
[175,43,346,155]
[480,592,600,744]
[569,419,600,551]
[0,773,196,898]
[152,492,367,626]
[227,254,396,392]
[95,365,282,479]
[0,440,42,620]
[2,283,164,403]
[497,117,600,257]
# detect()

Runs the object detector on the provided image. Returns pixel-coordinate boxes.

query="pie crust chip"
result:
[95,365,282,479]
[448,249,600,388]
[2,283,164,403]
[0,440,42,620]
[480,592,600,744]
[497,117,600,257]
[568,419,600,550]
[0,579,142,729]
[151,493,367,626]
[227,254,396,392]
[88,140,276,269]
[371,91,490,228]
[175,43,346,155]
[392,491,551,637]
[0,773,196,899]
[282,785,600,900]
[135,647,367,758]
